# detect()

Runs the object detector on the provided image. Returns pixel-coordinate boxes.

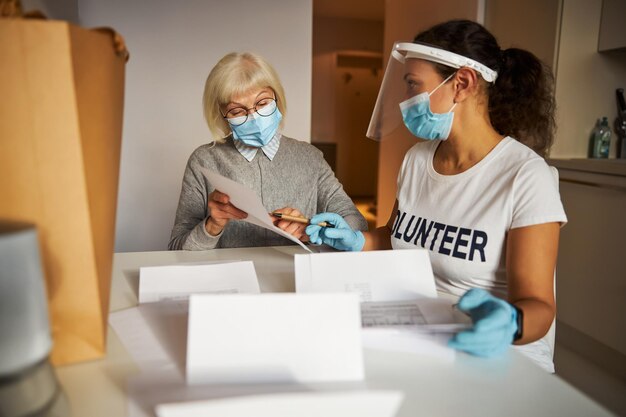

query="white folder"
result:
[186,293,364,385]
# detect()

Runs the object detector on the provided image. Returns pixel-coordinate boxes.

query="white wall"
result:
[551,0,626,158]
[78,0,313,252]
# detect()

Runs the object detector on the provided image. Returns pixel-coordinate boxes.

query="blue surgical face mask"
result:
[230,105,283,148]
[399,73,457,140]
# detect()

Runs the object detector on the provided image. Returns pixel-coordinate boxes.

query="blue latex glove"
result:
[305,213,365,252]
[448,288,518,358]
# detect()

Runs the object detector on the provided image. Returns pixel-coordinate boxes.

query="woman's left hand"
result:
[448,288,519,358]
[271,207,309,242]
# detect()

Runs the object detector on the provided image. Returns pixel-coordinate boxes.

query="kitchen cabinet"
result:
[598,0,626,52]
[550,158,626,379]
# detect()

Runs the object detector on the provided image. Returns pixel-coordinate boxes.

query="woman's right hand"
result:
[305,212,365,252]
[205,190,248,236]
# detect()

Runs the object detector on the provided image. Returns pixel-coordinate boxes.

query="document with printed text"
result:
[139,261,260,303]
[360,298,471,330]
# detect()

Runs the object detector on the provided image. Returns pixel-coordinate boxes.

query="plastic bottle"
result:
[588,118,601,158]
[590,117,611,158]
[598,117,611,158]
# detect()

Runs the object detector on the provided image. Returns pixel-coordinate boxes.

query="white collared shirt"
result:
[233,133,281,162]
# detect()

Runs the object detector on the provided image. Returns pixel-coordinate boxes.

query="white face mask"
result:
[228,100,282,147]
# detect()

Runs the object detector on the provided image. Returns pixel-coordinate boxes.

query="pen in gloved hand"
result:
[271,212,335,228]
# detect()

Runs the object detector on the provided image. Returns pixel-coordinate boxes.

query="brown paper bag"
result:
[0,18,127,366]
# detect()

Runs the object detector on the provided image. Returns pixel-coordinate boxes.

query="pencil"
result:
[272,212,334,228]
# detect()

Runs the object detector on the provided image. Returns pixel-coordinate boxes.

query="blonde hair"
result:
[203,52,288,143]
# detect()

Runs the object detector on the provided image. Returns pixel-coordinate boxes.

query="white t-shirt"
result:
[391,137,567,371]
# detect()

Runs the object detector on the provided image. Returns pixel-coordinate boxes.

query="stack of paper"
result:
[109,248,468,417]
[294,249,470,359]
[111,263,369,416]
[110,260,262,371]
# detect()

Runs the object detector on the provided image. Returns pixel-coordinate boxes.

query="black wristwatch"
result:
[513,305,524,342]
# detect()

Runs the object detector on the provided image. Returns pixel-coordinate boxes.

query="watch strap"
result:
[513,305,524,342]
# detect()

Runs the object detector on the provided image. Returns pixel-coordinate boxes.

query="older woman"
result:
[169,52,366,250]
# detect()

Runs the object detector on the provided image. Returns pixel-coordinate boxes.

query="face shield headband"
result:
[366,42,498,141]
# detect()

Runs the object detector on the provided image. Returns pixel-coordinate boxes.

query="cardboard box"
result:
[0,18,127,365]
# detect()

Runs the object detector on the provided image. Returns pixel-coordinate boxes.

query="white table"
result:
[56,246,613,417]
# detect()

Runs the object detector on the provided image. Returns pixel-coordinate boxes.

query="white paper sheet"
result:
[361,327,456,363]
[186,293,364,385]
[359,297,469,363]
[201,167,311,252]
[139,261,260,303]
[295,249,437,301]
[155,390,404,417]
[109,301,188,372]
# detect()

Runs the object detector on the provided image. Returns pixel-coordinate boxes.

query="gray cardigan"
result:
[169,136,367,250]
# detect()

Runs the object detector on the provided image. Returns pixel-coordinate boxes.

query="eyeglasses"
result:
[222,96,278,126]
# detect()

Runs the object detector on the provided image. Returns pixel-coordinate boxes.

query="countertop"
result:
[548,158,626,177]
[55,248,614,417]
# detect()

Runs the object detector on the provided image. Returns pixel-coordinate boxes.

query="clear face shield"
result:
[366,42,498,141]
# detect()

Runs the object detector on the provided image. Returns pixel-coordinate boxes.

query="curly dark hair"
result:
[414,20,556,157]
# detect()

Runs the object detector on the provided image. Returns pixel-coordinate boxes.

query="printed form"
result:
[138,261,260,303]
[360,299,470,331]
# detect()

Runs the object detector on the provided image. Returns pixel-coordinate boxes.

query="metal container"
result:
[0,220,70,417]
